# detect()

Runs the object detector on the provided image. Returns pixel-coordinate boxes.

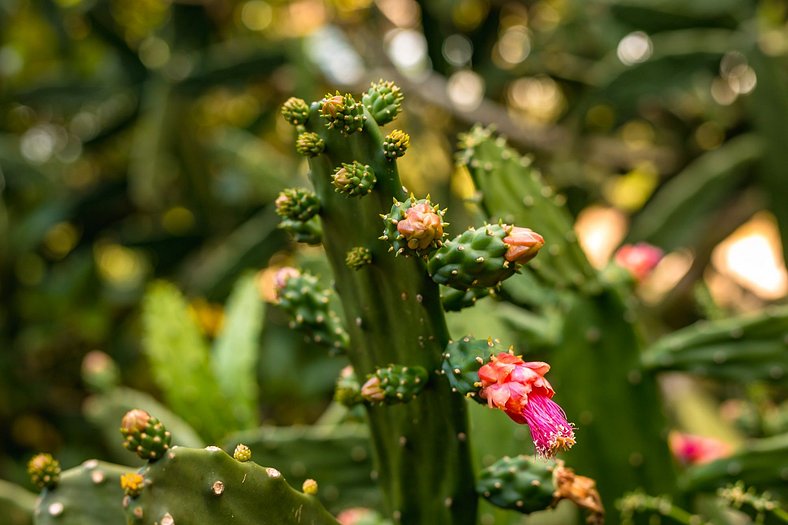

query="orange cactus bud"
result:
[397,202,444,250]
[502,226,544,264]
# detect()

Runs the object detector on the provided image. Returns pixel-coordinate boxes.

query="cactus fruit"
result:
[124,445,340,525]
[321,92,366,135]
[34,460,129,525]
[477,455,603,523]
[360,364,428,404]
[233,444,252,462]
[120,409,172,461]
[345,247,373,270]
[281,97,310,126]
[28,453,61,490]
[362,80,404,126]
[381,196,447,257]
[382,130,409,160]
[296,132,326,157]
[332,162,376,197]
[440,336,502,401]
[427,223,543,290]
[275,188,321,223]
[272,267,349,351]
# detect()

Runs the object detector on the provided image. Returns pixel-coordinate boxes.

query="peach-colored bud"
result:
[321,95,345,118]
[360,376,385,402]
[502,226,544,264]
[614,243,663,281]
[337,508,377,525]
[121,409,151,434]
[396,202,444,250]
[273,267,300,300]
[668,431,731,465]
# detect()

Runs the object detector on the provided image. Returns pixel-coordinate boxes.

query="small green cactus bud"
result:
[302,479,318,495]
[383,129,410,160]
[275,188,321,222]
[334,366,363,406]
[281,97,310,126]
[381,196,448,258]
[320,92,366,135]
[28,453,61,490]
[81,350,120,393]
[279,217,323,245]
[363,80,404,125]
[120,409,172,461]
[361,364,428,404]
[441,337,503,402]
[331,162,376,197]
[120,472,145,497]
[233,444,252,462]
[295,131,325,157]
[345,246,372,270]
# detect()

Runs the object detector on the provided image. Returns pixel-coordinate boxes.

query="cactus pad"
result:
[331,162,376,197]
[279,217,322,245]
[383,130,410,160]
[345,247,373,270]
[360,364,428,404]
[477,455,557,513]
[362,80,404,126]
[275,188,321,222]
[440,337,504,402]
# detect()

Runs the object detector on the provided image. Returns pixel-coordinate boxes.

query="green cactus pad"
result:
[35,460,129,525]
[383,130,409,160]
[381,196,447,257]
[440,287,490,312]
[121,409,172,461]
[28,453,61,490]
[0,479,35,525]
[361,364,428,404]
[428,224,516,290]
[320,92,366,135]
[296,132,325,157]
[331,162,376,197]
[477,455,557,513]
[275,270,349,351]
[281,97,310,126]
[275,188,321,222]
[124,446,340,525]
[279,217,323,245]
[441,337,504,402]
[362,80,404,126]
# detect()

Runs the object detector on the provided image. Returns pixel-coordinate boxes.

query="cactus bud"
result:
[281,97,310,126]
[28,453,60,490]
[81,350,120,393]
[383,129,410,160]
[397,201,445,251]
[320,92,366,135]
[273,267,301,301]
[120,409,172,461]
[233,444,252,462]
[502,226,544,264]
[614,242,663,281]
[279,217,322,245]
[361,365,428,404]
[331,162,376,197]
[302,479,319,495]
[363,80,404,125]
[668,431,731,465]
[334,366,363,406]
[346,246,372,270]
[275,188,321,222]
[120,472,145,497]
[295,132,325,157]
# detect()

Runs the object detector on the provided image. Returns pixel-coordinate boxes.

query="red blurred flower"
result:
[614,243,663,281]
[478,352,575,458]
[668,431,731,465]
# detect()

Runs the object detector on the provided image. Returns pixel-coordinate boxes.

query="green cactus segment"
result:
[279,216,323,245]
[361,365,428,404]
[718,482,788,523]
[275,188,321,222]
[362,80,404,126]
[383,130,409,160]
[381,196,447,257]
[0,479,35,525]
[428,224,516,290]
[281,97,310,126]
[346,246,373,270]
[28,453,61,490]
[275,270,349,351]
[124,446,340,525]
[296,132,326,157]
[457,125,596,290]
[34,460,129,525]
[299,93,476,524]
[223,424,378,513]
[321,92,366,135]
[334,366,364,407]
[121,409,172,461]
[463,125,676,519]
[642,306,788,384]
[332,162,376,197]
[477,455,556,513]
[440,287,490,312]
[681,432,788,491]
[441,337,502,402]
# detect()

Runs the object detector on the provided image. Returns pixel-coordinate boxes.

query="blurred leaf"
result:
[0,478,35,525]
[212,273,264,430]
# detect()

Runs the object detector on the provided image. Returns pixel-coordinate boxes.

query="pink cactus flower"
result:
[668,431,732,465]
[396,201,444,250]
[273,267,300,300]
[336,508,377,525]
[614,243,663,281]
[502,226,545,264]
[478,352,575,458]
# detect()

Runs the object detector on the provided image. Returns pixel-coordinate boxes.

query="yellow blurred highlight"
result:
[573,206,628,268]
[530,0,563,31]
[376,0,420,27]
[398,128,453,196]
[15,253,46,286]
[240,1,273,32]
[95,243,148,288]
[451,164,477,202]
[162,206,195,235]
[495,25,530,67]
[585,104,615,131]
[695,121,724,151]
[452,0,489,31]
[620,120,654,150]
[639,250,693,305]
[507,76,565,125]
[711,212,787,301]
[188,298,225,339]
[54,0,82,6]
[604,162,659,212]
[281,0,327,37]
[43,222,80,259]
